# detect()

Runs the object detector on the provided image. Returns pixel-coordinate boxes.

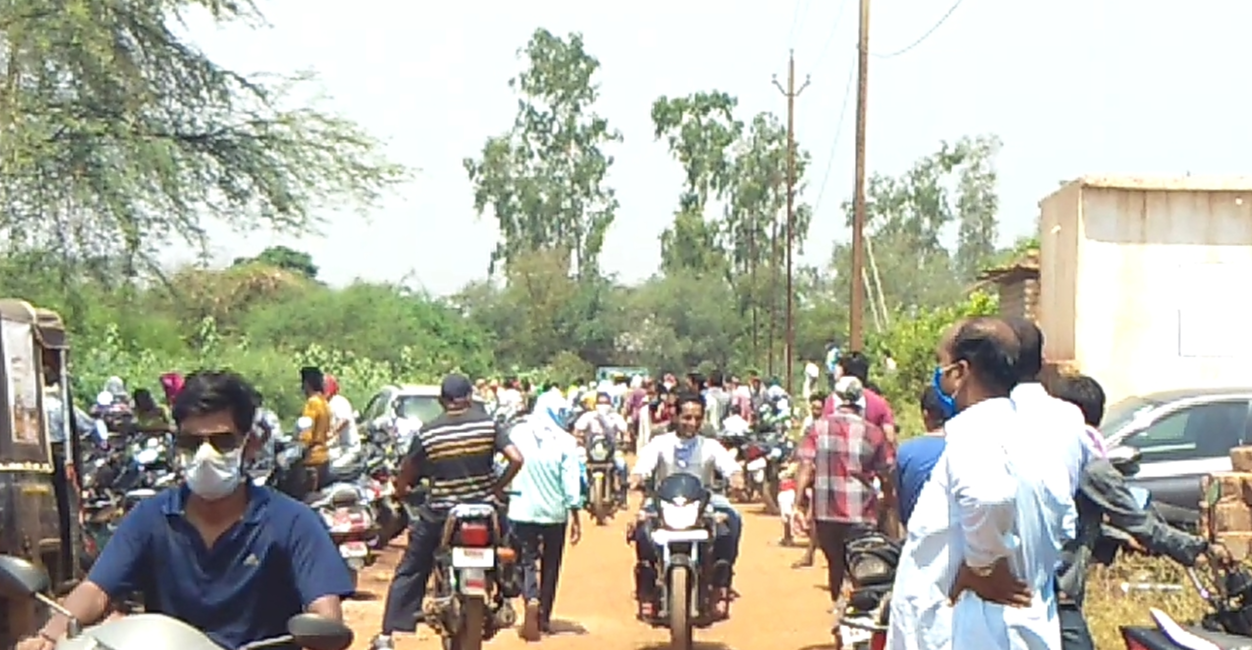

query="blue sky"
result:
[175,0,1252,295]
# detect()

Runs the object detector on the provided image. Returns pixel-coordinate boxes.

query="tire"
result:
[447,597,486,650]
[668,567,693,650]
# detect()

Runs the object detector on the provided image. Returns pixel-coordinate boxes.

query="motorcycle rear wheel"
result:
[444,597,485,650]
[592,474,609,526]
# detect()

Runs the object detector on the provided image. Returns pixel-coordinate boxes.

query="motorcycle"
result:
[631,473,732,649]
[741,431,792,516]
[838,533,900,649]
[422,503,518,650]
[1121,561,1252,649]
[585,429,620,526]
[0,554,354,650]
[308,482,379,592]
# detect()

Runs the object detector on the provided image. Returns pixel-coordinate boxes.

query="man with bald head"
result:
[888,317,1072,650]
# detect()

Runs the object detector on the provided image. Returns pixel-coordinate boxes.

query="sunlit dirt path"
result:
[343,495,841,650]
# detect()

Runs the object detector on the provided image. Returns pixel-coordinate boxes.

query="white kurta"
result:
[888,397,1073,650]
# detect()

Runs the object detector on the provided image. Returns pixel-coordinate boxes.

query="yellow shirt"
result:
[301,394,332,466]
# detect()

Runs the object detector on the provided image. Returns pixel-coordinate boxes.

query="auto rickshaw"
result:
[0,299,81,646]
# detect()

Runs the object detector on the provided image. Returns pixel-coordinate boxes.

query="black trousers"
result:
[512,521,567,625]
[1059,602,1095,650]
[381,518,443,634]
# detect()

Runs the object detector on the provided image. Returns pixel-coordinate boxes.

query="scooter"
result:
[0,554,354,650]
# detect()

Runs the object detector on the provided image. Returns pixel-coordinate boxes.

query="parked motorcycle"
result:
[838,533,900,649]
[1121,560,1252,649]
[631,473,732,649]
[308,482,379,592]
[421,503,518,650]
[0,554,354,650]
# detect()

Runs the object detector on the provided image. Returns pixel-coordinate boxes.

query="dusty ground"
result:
[343,496,841,650]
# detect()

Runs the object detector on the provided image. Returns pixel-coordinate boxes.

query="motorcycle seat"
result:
[450,503,497,518]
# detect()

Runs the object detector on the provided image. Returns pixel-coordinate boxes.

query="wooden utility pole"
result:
[773,50,809,395]
[849,0,871,351]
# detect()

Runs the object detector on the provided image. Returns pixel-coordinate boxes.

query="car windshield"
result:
[1101,396,1159,436]
[395,395,443,423]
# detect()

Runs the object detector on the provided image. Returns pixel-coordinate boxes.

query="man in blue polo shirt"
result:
[895,386,949,530]
[18,370,353,650]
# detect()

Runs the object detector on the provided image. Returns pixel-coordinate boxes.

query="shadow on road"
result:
[546,619,588,635]
[634,643,732,650]
[349,590,381,601]
[794,645,839,650]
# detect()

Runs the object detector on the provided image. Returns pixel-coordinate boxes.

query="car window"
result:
[394,395,443,424]
[361,392,387,422]
[1125,400,1250,462]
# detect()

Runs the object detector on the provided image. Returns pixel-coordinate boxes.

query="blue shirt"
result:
[88,484,354,649]
[895,434,946,527]
[506,418,583,524]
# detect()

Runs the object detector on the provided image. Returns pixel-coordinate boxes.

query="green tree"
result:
[233,246,320,280]
[463,28,621,278]
[650,91,741,276]
[0,0,405,276]
[831,135,1002,323]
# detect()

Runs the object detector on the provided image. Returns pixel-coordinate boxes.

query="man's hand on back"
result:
[949,558,1032,607]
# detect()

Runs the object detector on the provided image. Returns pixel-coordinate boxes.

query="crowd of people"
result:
[18,314,1232,650]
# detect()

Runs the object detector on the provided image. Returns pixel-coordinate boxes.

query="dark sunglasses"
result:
[174,430,243,454]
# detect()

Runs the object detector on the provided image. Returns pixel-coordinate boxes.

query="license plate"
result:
[745,458,768,472]
[651,528,709,544]
[340,541,369,558]
[840,626,873,645]
[451,547,495,568]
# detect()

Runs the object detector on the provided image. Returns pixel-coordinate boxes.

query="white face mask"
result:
[180,442,243,501]
[596,403,612,415]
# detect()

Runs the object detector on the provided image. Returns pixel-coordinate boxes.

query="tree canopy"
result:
[1,23,1031,431]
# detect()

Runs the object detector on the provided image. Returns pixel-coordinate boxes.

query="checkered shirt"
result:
[798,412,895,524]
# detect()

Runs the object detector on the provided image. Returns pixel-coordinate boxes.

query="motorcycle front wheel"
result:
[668,567,693,650]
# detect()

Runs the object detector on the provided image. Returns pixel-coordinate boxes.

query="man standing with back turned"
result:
[889,317,1072,650]
[370,374,524,650]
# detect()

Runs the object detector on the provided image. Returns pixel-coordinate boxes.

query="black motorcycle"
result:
[585,430,620,526]
[1121,560,1252,650]
[631,474,732,649]
[838,533,900,649]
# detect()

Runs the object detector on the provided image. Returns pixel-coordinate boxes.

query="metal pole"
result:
[773,50,809,394]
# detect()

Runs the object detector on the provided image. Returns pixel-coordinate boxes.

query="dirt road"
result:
[344,498,840,650]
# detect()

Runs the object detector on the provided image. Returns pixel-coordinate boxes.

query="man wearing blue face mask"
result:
[17,371,353,650]
[888,317,1074,650]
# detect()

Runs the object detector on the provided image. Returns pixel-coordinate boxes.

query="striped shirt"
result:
[407,409,509,521]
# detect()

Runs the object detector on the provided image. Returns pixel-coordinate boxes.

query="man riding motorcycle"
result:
[574,392,629,507]
[17,371,354,650]
[628,393,744,618]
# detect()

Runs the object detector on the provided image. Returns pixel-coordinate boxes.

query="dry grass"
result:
[1084,554,1209,650]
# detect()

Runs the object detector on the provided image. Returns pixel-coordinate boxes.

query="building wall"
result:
[1038,177,1252,405]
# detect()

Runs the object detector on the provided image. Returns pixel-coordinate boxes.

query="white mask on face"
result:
[180,442,243,501]
[596,403,612,415]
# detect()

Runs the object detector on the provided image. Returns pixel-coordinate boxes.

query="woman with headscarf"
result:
[505,390,583,639]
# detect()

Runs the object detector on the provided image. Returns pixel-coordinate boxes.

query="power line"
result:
[810,59,856,216]
[787,0,813,46]
[871,0,965,59]
[810,0,851,71]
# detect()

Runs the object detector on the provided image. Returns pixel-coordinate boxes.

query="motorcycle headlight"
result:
[589,440,611,462]
[659,501,701,530]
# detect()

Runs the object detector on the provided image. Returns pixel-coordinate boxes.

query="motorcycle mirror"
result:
[0,555,49,598]
[286,613,354,650]
[1106,445,1142,474]
[0,555,80,635]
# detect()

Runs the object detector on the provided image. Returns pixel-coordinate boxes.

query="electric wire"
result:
[811,0,851,71]
[871,0,965,59]
[809,58,857,217]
